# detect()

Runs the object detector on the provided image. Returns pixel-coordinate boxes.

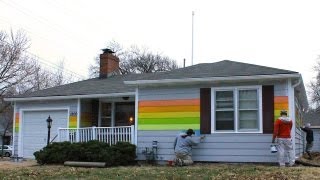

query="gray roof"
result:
[9,60,299,98]
[304,110,320,126]
[11,74,137,98]
[125,60,298,81]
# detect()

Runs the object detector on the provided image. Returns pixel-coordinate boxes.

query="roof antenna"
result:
[191,11,194,66]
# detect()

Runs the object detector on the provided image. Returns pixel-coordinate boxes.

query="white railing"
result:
[57,125,135,145]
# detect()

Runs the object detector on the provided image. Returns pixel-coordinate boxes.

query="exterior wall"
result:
[13,100,77,156]
[137,131,276,162]
[294,98,305,157]
[274,82,288,121]
[136,81,296,163]
[312,128,320,152]
[138,88,200,132]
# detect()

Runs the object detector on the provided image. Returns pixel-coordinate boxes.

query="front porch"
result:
[59,95,136,145]
[58,125,135,145]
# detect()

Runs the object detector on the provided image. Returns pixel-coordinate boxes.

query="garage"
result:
[22,109,68,158]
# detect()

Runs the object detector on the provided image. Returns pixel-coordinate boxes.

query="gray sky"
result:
[1,0,319,90]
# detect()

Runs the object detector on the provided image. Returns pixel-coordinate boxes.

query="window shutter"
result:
[200,88,211,134]
[262,85,274,134]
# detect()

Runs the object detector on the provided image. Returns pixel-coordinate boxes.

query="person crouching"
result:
[173,129,205,166]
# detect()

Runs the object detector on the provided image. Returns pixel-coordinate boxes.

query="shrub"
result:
[34,140,136,166]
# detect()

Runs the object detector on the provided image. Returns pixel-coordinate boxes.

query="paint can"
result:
[270,145,278,153]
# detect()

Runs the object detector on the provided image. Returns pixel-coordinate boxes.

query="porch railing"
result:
[57,125,135,145]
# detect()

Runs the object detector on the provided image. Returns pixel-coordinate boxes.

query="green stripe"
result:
[138,124,200,130]
[139,117,200,125]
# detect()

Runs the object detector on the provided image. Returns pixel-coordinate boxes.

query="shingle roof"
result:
[11,74,137,98]
[9,60,299,98]
[304,110,320,126]
[125,60,298,81]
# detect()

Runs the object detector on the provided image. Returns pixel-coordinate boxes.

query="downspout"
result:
[290,76,302,159]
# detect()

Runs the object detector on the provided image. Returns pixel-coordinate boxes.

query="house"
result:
[5,49,308,162]
[304,110,320,151]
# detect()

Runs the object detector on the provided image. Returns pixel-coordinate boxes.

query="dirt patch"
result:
[0,158,37,169]
[298,152,320,166]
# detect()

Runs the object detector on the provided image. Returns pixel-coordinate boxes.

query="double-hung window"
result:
[212,86,262,133]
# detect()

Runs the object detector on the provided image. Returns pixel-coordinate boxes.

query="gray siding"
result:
[295,128,305,156]
[137,131,277,163]
[274,82,288,96]
[312,128,320,152]
[14,99,77,156]
[139,88,200,100]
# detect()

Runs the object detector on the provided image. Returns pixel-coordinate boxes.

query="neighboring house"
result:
[5,49,308,162]
[304,110,320,151]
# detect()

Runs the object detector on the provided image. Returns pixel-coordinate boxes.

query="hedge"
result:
[34,141,136,166]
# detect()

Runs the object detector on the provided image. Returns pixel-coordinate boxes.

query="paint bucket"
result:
[270,145,277,153]
[167,160,173,166]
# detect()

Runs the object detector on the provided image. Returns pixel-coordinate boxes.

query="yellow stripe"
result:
[138,124,200,130]
[139,106,200,113]
[69,116,77,128]
[139,112,200,119]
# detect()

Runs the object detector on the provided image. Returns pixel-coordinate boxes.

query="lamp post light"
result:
[46,116,53,146]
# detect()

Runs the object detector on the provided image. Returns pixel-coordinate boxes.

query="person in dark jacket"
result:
[301,123,314,159]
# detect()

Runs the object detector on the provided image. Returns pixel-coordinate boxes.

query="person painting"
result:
[301,123,314,159]
[173,129,205,166]
[272,110,295,167]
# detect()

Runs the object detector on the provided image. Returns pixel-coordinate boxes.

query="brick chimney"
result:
[99,48,120,78]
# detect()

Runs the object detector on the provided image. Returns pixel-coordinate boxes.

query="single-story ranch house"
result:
[5,49,308,163]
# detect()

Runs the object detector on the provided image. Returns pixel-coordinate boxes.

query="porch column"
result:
[76,98,81,142]
[111,102,115,127]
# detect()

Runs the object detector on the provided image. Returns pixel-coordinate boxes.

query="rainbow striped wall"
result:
[274,96,288,121]
[69,115,77,128]
[15,112,19,133]
[138,99,200,130]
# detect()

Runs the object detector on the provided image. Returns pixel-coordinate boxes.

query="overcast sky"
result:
[1,0,320,91]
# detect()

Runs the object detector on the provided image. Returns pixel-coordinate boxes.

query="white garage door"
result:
[22,110,68,158]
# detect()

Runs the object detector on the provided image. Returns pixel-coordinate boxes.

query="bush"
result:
[34,141,136,166]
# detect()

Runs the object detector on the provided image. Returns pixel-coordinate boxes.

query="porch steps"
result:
[64,161,106,168]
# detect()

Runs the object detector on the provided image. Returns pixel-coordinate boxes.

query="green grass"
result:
[0,163,319,180]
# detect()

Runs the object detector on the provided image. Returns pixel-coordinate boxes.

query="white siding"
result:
[14,100,77,157]
[312,128,320,152]
[137,131,277,162]
[22,110,68,158]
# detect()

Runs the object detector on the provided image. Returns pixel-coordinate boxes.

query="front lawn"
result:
[0,163,319,179]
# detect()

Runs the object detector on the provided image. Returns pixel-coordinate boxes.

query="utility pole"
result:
[191,11,194,66]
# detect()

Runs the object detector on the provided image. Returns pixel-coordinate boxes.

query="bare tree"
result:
[0,30,75,156]
[309,58,320,110]
[88,41,178,78]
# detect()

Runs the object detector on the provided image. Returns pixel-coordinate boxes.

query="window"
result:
[212,86,261,133]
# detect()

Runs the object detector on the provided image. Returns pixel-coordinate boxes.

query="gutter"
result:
[124,73,300,85]
[4,92,136,102]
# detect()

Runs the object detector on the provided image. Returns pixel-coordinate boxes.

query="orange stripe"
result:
[274,103,288,109]
[139,106,200,113]
[139,99,200,107]
[274,96,288,103]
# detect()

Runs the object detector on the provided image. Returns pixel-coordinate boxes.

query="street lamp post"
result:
[46,116,53,146]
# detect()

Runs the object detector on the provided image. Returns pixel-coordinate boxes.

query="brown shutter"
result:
[200,88,211,134]
[262,85,274,134]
